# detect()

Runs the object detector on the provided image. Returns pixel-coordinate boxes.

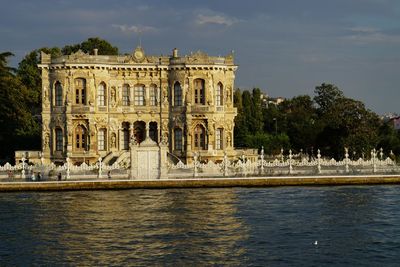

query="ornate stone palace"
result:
[38,46,238,164]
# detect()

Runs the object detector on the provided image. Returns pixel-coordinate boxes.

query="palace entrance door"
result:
[137,150,159,179]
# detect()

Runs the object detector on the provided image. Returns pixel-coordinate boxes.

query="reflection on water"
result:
[1,186,400,265]
[0,189,248,266]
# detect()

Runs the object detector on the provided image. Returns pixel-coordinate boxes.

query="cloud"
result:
[348,26,379,34]
[343,27,400,44]
[112,24,158,34]
[196,14,237,26]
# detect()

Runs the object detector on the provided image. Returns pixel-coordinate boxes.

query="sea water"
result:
[1,186,400,266]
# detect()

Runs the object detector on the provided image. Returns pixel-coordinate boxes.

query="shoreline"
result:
[1,174,400,192]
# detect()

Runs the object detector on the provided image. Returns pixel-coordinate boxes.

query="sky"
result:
[1,0,400,114]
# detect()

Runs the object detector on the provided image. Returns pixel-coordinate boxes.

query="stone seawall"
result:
[1,175,400,192]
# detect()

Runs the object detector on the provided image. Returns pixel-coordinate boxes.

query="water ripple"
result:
[0,186,400,266]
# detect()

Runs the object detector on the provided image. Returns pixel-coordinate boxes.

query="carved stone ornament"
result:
[124,46,146,63]
[130,135,138,146]
[111,133,116,148]
[94,116,107,127]
[110,87,117,107]
[162,120,168,132]
[43,132,50,150]
[161,132,169,145]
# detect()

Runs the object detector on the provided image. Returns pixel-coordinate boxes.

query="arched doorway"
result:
[121,122,130,150]
[149,122,158,143]
[134,121,146,143]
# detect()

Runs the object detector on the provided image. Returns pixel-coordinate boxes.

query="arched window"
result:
[193,124,206,150]
[75,78,86,105]
[74,125,87,151]
[134,84,145,106]
[55,128,63,151]
[55,82,63,106]
[174,82,182,106]
[97,82,106,106]
[149,84,157,106]
[174,128,182,150]
[194,79,205,104]
[215,128,223,150]
[122,84,130,106]
[216,82,223,106]
[98,128,106,151]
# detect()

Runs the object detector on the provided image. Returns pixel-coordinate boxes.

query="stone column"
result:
[145,122,150,140]
[129,123,134,140]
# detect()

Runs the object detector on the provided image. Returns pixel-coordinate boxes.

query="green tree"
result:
[377,122,400,158]
[0,52,15,74]
[62,37,119,55]
[250,88,263,133]
[233,89,247,147]
[280,95,320,152]
[314,83,344,115]
[314,83,380,158]
[244,132,290,154]
[0,52,39,162]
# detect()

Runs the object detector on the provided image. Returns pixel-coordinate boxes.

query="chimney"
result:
[173,48,178,58]
[93,48,98,56]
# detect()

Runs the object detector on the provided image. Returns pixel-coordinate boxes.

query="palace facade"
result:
[38,46,238,164]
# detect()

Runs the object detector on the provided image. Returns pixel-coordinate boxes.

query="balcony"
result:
[191,105,210,113]
[98,106,107,112]
[71,105,92,114]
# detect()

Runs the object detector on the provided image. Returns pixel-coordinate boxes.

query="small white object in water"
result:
[314,240,318,245]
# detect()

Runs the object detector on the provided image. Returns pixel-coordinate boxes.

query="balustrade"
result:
[1,148,400,180]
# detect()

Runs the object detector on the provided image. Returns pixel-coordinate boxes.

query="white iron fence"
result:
[1,148,399,181]
[168,148,400,178]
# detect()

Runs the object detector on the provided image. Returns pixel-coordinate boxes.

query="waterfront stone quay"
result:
[1,174,400,192]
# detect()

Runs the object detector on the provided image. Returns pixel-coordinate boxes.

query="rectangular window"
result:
[216,128,223,150]
[216,89,221,106]
[194,79,204,104]
[174,83,182,106]
[56,93,62,106]
[75,79,86,105]
[98,84,105,106]
[76,134,80,149]
[56,129,63,151]
[55,83,63,106]
[216,83,223,106]
[122,85,130,106]
[98,129,105,151]
[150,87,156,106]
[81,89,86,104]
[174,129,182,150]
[135,86,145,106]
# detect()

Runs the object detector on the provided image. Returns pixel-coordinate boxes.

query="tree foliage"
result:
[234,83,391,159]
[0,52,40,162]
[61,37,119,55]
